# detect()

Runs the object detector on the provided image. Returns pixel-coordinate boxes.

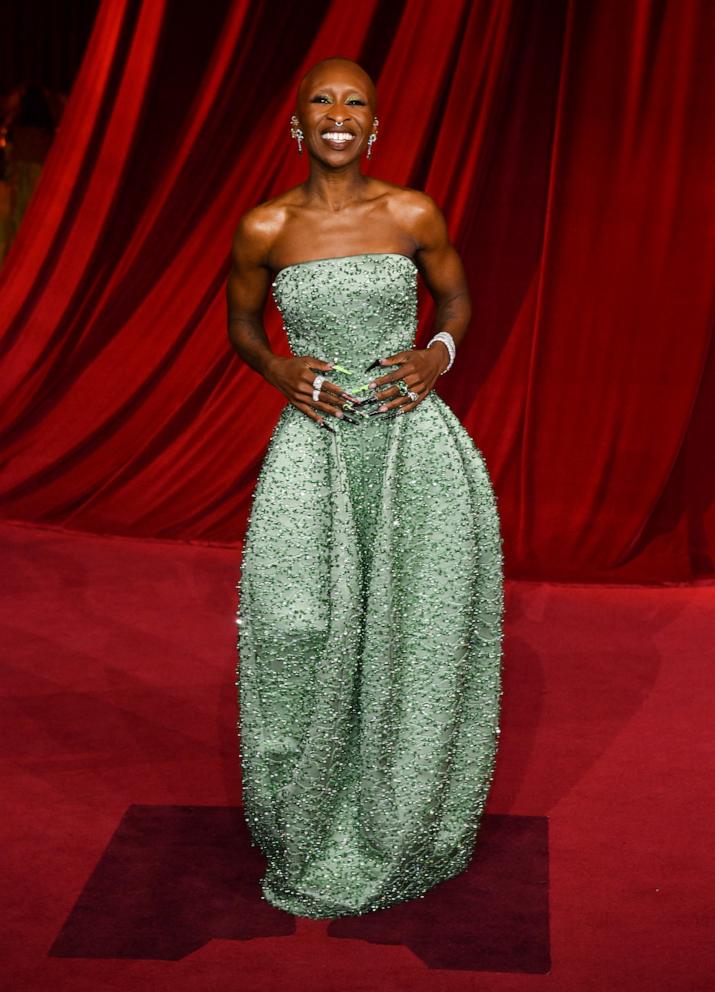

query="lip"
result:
[321,125,356,136]
[320,130,357,149]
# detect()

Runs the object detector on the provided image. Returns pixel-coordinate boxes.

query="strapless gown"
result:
[237,252,504,918]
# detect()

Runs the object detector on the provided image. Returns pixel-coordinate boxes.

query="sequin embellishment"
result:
[236,252,504,918]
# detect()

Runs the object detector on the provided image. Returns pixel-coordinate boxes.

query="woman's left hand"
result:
[367,345,448,414]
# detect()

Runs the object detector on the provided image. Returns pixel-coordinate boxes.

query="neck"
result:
[303,159,368,212]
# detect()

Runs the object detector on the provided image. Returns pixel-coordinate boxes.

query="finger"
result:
[398,391,426,414]
[366,350,410,382]
[302,356,335,372]
[377,351,411,367]
[292,400,326,425]
[381,387,427,412]
[370,385,402,404]
[322,379,358,400]
[369,365,424,389]
[299,370,345,398]
[301,372,355,402]
[297,384,345,410]
[369,367,416,388]
[311,397,347,418]
[380,394,411,412]
[369,373,422,403]
[293,400,345,430]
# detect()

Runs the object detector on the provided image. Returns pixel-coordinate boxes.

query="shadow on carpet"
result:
[49,805,550,973]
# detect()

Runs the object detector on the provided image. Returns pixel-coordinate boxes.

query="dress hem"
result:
[259,855,472,919]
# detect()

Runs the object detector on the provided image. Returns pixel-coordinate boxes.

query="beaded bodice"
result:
[271,253,418,389]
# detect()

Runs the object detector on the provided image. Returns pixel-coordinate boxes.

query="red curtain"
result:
[0,0,713,582]
[0,0,99,94]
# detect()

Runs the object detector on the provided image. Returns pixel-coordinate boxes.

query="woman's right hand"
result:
[265,355,351,425]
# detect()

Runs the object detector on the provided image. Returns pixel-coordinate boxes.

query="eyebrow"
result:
[310,88,367,97]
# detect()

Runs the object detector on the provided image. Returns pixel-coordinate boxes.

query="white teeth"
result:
[322,132,355,142]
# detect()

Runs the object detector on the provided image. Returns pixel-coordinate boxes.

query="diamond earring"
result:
[290,115,304,154]
[366,118,379,159]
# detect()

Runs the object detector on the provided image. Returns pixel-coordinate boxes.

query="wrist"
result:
[261,353,282,386]
[427,331,456,374]
[428,340,450,374]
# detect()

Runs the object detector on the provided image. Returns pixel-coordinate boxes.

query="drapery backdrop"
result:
[0,0,713,582]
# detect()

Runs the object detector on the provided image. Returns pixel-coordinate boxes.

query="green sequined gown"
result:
[237,252,504,918]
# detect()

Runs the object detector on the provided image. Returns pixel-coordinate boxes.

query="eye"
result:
[311,95,331,103]
[348,98,365,105]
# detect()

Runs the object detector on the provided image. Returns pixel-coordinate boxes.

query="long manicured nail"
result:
[342,415,360,425]
[319,420,336,433]
[365,358,382,372]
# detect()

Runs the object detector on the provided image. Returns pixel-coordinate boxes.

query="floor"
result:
[2,520,713,992]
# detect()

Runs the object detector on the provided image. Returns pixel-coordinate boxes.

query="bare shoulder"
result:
[230,188,301,268]
[383,184,464,295]
[382,183,449,250]
[230,202,281,269]
[389,184,442,216]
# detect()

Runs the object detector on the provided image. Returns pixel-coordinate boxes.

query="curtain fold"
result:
[0,0,713,582]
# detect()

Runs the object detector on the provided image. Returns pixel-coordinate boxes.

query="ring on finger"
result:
[312,374,325,403]
[397,380,409,397]
[407,389,419,403]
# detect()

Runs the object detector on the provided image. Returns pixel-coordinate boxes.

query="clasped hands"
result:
[266,345,449,427]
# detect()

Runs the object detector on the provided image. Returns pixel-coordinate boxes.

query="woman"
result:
[227,56,504,918]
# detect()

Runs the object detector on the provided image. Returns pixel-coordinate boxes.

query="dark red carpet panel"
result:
[2,520,713,992]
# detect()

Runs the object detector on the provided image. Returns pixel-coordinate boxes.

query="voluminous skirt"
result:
[237,390,504,919]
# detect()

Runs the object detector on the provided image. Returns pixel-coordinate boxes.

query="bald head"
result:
[297,56,377,114]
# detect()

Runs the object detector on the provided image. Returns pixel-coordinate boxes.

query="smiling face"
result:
[295,58,377,163]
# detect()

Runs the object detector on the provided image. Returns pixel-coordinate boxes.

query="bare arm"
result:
[226,208,349,426]
[226,210,280,382]
[368,191,472,414]
[413,191,472,361]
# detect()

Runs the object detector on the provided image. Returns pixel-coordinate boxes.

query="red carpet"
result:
[2,520,713,991]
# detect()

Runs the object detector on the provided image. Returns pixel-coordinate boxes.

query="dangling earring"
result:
[366,117,379,159]
[290,115,304,154]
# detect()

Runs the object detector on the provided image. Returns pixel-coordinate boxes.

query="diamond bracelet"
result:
[427,331,456,374]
